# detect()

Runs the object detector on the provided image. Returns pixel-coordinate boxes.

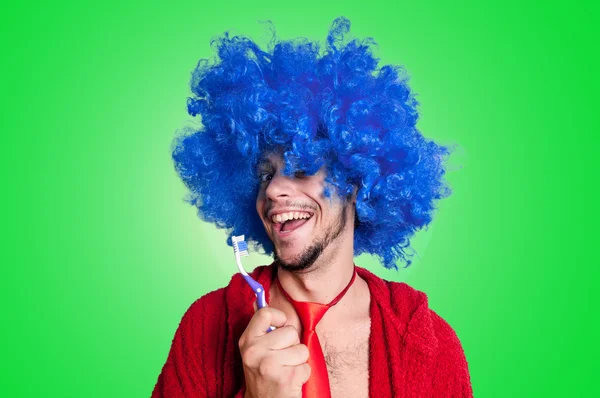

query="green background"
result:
[2,0,597,396]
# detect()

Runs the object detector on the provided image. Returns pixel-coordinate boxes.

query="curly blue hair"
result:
[172,16,454,270]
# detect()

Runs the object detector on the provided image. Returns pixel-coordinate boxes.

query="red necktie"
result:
[276,267,357,398]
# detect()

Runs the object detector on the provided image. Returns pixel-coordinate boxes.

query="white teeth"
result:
[271,212,312,224]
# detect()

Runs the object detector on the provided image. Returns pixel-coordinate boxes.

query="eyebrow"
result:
[256,160,274,175]
[257,151,278,168]
[257,158,273,167]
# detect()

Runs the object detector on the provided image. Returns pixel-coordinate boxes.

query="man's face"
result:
[255,152,352,272]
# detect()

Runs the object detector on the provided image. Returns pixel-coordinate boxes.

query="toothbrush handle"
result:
[242,275,276,333]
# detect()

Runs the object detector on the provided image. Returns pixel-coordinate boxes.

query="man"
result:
[152,17,473,397]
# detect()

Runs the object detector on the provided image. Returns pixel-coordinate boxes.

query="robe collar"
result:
[225,263,438,357]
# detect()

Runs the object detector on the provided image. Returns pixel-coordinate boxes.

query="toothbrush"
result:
[232,235,276,332]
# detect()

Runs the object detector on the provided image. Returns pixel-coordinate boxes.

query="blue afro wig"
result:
[172,16,455,270]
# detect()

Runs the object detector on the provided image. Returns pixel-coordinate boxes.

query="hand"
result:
[239,305,310,398]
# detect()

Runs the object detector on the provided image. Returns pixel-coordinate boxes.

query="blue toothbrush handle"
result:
[242,275,276,333]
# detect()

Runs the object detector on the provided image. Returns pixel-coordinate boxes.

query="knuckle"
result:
[275,375,287,389]
[297,363,311,380]
[292,365,301,380]
[297,344,309,361]
[298,343,308,354]
[284,325,300,344]
[241,345,258,364]
[285,324,297,332]
[258,358,276,377]
[256,307,271,322]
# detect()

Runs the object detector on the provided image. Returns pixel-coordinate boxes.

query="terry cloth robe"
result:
[151,264,473,397]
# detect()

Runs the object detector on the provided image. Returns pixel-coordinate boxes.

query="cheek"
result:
[323,202,345,225]
[256,194,267,222]
[255,199,263,218]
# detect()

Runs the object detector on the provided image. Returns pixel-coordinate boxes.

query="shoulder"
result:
[180,269,249,326]
[428,307,473,395]
[169,285,229,348]
[363,269,469,359]
[357,267,426,311]
[178,265,272,333]
[360,267,432,340]
[384,279,429,313]
[387,281,472,395]
[183,286,227,321]
[428,308,467,357]
[384,279,468,357]
[385,280,473,395]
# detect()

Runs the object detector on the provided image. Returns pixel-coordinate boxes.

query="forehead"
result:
[257,151,284,168]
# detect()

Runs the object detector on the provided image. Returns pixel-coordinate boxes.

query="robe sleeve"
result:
[151,297,211,397]
[429,310,474,397]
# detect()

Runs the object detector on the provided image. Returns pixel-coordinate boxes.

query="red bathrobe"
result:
[151,264,473,397]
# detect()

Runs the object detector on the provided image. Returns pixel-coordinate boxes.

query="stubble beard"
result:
[273,203,349,273]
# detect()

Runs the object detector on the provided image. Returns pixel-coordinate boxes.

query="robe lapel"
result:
[357,266,437,398]
[224,264,437,398]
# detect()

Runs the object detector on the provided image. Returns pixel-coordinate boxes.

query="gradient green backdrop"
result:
[2,0,597,396]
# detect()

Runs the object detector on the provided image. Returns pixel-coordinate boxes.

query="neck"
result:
[276,229,356,304]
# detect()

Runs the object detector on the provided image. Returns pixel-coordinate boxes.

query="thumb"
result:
[253,300,258,313]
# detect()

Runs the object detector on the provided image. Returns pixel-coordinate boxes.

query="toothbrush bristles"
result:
[233,235,250,257]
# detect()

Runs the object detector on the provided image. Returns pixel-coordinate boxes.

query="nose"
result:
[265,171,295,201]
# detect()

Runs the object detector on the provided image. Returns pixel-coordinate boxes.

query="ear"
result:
[349,184,358,204]
[350,189,361,229]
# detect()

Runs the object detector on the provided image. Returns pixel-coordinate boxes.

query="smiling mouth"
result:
[279,218,310,233]
[271,213,314,236]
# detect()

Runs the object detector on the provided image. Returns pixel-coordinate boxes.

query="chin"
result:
[274,238,326,272]
[274,245,305,264]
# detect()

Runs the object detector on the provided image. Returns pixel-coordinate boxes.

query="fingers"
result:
[238,308,310,398]
[272,343,309,366]
[290,362,311,386]
[245,307,287,338]
[261,325,301,350]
